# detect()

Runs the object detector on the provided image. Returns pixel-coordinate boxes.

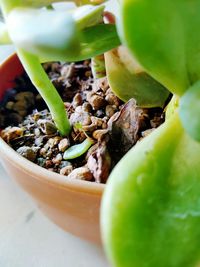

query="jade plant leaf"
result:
[7,8,80,60]
[105,46,170,107]
[101,112,200,267]
[118,0,200,96]
[6,7,121,62]
[40,24,121,62]
[180,81,200,142]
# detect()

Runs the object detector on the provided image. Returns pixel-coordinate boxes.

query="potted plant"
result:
[1,0,199,266]
[0,0,169,244]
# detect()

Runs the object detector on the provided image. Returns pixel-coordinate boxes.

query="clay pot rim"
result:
[0,53,105,195]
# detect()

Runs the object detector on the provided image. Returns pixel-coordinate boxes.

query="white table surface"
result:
[0,165,109,267]
[0,46,110,267]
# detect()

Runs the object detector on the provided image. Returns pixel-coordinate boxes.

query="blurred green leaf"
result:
[74,4,104,29]
[117,0,200,96]
[0,21,11,44]
[40,24,121,62]
[7,8,80,60]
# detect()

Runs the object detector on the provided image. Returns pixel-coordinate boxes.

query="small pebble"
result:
[1,127,24,142]
[45,160,53,168]
[105,93,121,106]
[105,105,116,118]
[37,157,46,167]
[60,165,73,176]
[82,102,92,113]
[16,146,37,162]
[72,93,83,108]
[6,101,14,110]
[37,119,57,135]
[58,138,70,152]
[52,153,63,164]
[86,92,106,110]
[92,129,108,140]
[67,167,93,181]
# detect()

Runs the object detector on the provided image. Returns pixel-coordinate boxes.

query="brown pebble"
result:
[47,136,62,148]
[105,93,121,106]
[86,92,106,110]
[15,92,35,107]
[37,119,57,135]
[16,146,37,162]
[82,102,92,113]
[105,105,116,118]
[40,147,47,156]
[60,63,75,78]
[6,101,14,110]
[92,77,109,93]
[91,116,104,127]
[60,165,73,176]
[70,111,91,126]
[92,129,108,140]
[45,160,53,168]
[72,93,83,108]
[82,124,97,132]
[1,127,24,142]
[58,138,70,152]
[52,153,63,164]
[67,167,93,181]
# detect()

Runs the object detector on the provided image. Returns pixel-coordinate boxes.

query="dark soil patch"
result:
[0,61,164,183]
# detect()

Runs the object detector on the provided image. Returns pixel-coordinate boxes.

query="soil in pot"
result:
[0,60,165,183]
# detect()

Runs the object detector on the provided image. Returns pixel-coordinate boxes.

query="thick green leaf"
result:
[7,7,120,62]
[7,8,80,60]
[180,81,200,142]
[105,46,169,107]
[40,24,121,62]
[101,112,200,267]
[118,0,200,96]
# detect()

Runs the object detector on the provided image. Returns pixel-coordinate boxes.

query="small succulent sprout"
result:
[179,81,200,142]
[63,137,94,160]
[104,46,170,108]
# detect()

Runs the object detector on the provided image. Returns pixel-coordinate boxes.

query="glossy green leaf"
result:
[7,8,80,60]
[63,138,94,160]
[40,24,121,62]
[118,0,200,96]
[180,81,200,142]
[101,112,200,267]
[105,47,169,107]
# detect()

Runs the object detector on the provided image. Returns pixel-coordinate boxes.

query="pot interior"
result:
[0,54,24,100]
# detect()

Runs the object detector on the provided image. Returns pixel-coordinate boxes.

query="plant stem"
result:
[17,48,71,136]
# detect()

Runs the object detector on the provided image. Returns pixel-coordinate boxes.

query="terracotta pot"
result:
[0,54,105,243]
